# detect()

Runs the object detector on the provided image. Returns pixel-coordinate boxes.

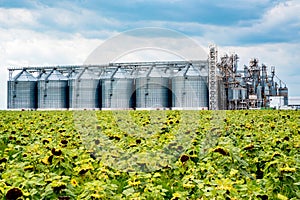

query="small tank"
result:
[232,88,240,100]
[278,86,288,105]
[7,69,37,109]
[38,69,68,109]
[264,85,270,96]
[240,88,247,100]
[256,85,262,100]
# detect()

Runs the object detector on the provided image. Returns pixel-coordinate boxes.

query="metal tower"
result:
[209,45,218,110]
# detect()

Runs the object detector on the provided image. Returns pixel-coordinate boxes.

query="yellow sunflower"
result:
[70,179,78,187]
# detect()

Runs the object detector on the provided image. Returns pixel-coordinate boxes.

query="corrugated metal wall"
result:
[172,65,208,108]
[7,70,37,109]
[8,61,211,110]
[38,69,68,109]
[135,66,170,109]
[102,67,134,109]
[69,68,100,109]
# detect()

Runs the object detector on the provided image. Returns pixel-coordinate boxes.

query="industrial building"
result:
[7,46,289,110]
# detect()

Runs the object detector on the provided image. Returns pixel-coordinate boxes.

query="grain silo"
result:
[101,67,134,109]
[37,69,68,109]
[69,67,100,109]
[172,64,208,109]
[135,66,170,109]
[7,69,37,109]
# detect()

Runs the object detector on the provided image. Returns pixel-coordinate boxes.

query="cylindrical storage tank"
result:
[135,66,170,109]
[256,85,263,107]
[270,84,277,96]
[172,64,208,109]
[7,69,37,109]
[232,88,240,100]
[38,69,68,109]
[240,88,247,100]
[256,85,262,100]
[69,68,100,109]
[101,67,134,109]
[227,88,233,101]
[264,85,270,96]
[279,86,288,105]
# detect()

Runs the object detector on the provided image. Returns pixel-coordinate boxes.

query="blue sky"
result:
[0,0,299,109]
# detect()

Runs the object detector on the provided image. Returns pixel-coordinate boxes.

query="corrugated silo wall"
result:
[172,76,208,108]
[7,81,14,109]
[38,80,68,109]
[69,79,100,109]
[135,76,170,109]
[102,78,134,109]
[7,80,37,109]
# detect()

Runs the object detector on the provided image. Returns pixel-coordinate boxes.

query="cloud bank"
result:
[0,0,299,109]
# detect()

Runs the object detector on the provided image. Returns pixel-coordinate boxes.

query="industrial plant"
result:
[7,45,293,110]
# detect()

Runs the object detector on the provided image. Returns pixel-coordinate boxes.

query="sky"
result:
[0,0,300,109]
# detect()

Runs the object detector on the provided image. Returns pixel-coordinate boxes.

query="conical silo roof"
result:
[46,69,68,81]
[113,67,131,79]
[76,68,98,79]
[38,71,48,80]
[13,70,37,81]
[68,70,78,79]
[175,65,200,77]
[140,66,168,78]
[100,68,115,79]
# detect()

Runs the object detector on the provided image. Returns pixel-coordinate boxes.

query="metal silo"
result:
[101,67,134,109]
[264,85,270,96]
[256,85,262,107]
[135,66,170,109]
[256,85,262,100]
[227,88,233,101]
[172,64,208,109]
[38,69,68,109]
[240,88,247,100]
[69,67,100,109]
[232,88,240,100]
[278,86,288,105]
[7,69,37,109]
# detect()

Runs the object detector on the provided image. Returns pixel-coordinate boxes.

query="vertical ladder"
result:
[209,45,218,110]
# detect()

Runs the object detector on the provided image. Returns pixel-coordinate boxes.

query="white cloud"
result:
[84,28,207,65]
[172,1,300,44]
[0,28,102,109]
[0,8,37,28]
[262,1,300,27]
[0,5,121,34]
[35,7,121,29]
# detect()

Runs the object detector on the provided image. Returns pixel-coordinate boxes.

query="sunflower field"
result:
[0,110,299,200]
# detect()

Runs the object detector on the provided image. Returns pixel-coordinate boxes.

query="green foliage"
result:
[0,110,299,199]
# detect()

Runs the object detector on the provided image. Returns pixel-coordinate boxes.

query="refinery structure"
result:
[7,46,291,110]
